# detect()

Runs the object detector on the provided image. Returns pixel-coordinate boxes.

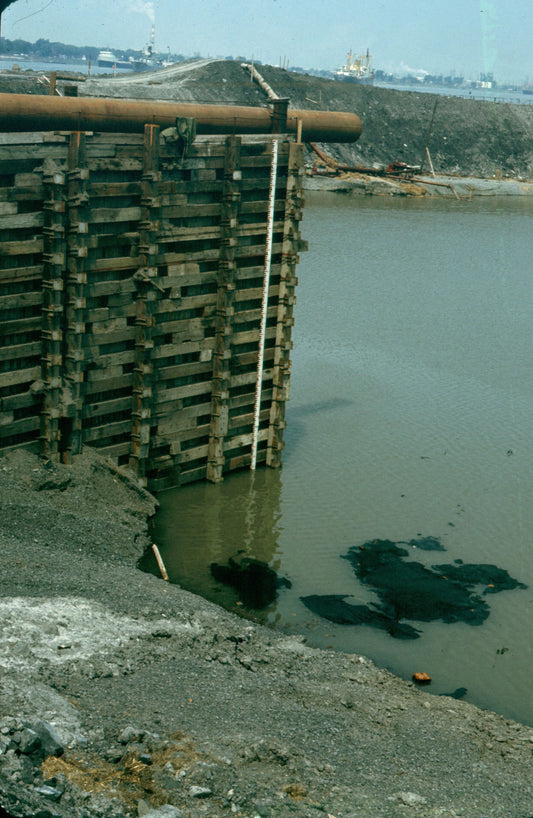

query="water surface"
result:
[152,193,533,725]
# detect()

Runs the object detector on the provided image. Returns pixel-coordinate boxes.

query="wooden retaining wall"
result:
[0,126,306,489]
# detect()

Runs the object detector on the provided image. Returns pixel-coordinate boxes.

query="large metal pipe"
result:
[0,92,362,143]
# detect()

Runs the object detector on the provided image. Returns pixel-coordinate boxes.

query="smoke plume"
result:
[130,0,155,24]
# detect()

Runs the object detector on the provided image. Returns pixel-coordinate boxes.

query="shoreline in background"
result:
[304,172,533,196]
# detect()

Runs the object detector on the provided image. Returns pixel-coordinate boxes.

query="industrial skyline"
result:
[2,0,532,85]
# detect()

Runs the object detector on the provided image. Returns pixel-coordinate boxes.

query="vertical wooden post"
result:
[425,146,436,177]
[206,135,242,483]
[64,131,90,457]
[266,140,306,468]
[129,123,162,485]
[40,155,67,460]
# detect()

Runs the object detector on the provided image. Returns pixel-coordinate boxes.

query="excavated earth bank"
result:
[1,449,533,818]
[2,60,533,818]
[2,58,533,187]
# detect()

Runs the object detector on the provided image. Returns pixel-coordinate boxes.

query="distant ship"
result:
[97,50,132,70]
[335,49,375,85]
[131,25,171,71]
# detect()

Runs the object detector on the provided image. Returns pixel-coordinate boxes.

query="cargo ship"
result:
[335,49,375,84]
[97,50,132,70]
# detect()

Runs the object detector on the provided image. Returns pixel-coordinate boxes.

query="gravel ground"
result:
[1,448,533,818]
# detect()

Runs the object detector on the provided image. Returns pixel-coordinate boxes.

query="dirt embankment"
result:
[2,59,533,181]
[1,448,533,818]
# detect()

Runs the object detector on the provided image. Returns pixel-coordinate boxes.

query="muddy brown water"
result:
[148,192,533,726]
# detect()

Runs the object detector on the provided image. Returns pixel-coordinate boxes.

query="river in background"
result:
[375,81,532,105]
[151,192,533,726]
[0,56,132,76]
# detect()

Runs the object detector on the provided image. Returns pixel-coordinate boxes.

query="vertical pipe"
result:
[251,137,278,470]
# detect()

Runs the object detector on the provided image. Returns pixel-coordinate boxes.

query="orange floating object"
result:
[413,672,432,684]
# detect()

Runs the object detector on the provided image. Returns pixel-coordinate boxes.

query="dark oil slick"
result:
[301,538,527,639]
[210,556,292,609]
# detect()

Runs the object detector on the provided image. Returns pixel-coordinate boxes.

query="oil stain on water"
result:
[145,193,533,726]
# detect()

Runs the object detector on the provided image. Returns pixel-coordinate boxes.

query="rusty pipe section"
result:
[0,93,362,143]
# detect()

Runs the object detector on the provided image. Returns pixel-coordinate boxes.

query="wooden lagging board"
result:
[0,128,306,489]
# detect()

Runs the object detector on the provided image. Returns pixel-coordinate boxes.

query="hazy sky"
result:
[2,0,532,84]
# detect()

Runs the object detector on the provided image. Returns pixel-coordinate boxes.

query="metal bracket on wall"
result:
[160,117,197,162]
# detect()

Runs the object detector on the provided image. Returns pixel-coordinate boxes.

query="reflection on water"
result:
[147,469,285,624]
[149,193,533,726]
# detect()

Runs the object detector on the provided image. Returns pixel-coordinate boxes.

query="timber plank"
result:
[232,348,276,368]
[0,186,44,203]
[153,240,283,266]
[85,133,143,146]
[0,202,18,215]
[87,278,137,296]
[85,364,131,382]
[234,285,280,302]
[0,267,43,284]
[91,441,132,459]
[229,368,273,388]
[87,181,142,197]
[0,213,44,230]
[155,399,211,420]
[82,419,132,442]
[223,428,268,451]
[156,381,211,403]
[87,257,139,275]
[0,317,41,336]
[84,349,136,369]
[0,439,40,455]
[153,340,203,358]
[0,365,41,387]
[0,291,42,310]
[228,406,270,430]
[0,390,40,411]
[174,465,207,484]
[89,206,141,223]
[156,411,209,435]
[86,158,143,172]
[232,326,277,346]
[0,415,40,436]
[0,133,66,145]
[0,144,67,160]
[177,444,210,464]
[229,388,273,411]
[0,239,43,256]
[14,172,45,185]
[157,360,212,382]
[159,200,285,220]
[84,375,134,394]
[0,341,41,362]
